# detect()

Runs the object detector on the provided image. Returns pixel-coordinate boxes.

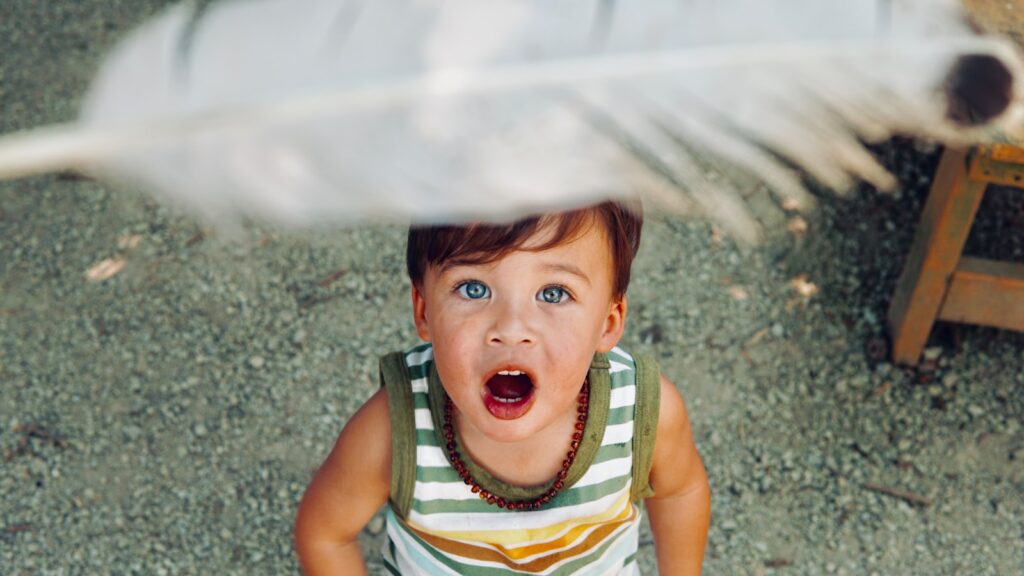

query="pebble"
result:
[367,515,385,535]
[1,87,1019,576]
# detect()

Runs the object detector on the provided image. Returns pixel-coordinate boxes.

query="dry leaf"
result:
[788,274,818,298]
[786,215,809,237]
[85,257,126,282]
[781,198,801,211]
[729,286,749,301]
[117,234,143,250]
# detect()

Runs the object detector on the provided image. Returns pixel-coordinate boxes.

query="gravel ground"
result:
[2,2,1023,575]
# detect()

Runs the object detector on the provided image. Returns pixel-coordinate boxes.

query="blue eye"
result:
[539,286,567,304]
[457,281,490,300]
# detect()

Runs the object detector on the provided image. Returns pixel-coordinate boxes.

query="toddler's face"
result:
[411,219,626,444]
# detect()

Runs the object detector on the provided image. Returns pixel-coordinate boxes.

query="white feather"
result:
[0,0,1019,242]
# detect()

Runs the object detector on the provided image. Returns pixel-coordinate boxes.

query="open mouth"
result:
[483,370,535,420]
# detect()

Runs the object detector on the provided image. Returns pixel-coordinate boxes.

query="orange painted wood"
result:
[888,148,988,365]
[989,143,1024,164]
[969,146,1024,188]
[937,257,1024,332]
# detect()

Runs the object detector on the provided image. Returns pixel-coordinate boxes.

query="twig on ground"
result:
[744,327,769,348]
[862,482,932,507]
[3,524,33,534]
[298,293,342,310]
[317,268,349,287]
[14,423,67,449]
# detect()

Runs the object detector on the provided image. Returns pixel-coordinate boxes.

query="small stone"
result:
[123,425,143,441]
[923,347,943,361]
[249,356,265,369]
[771,323,785,337]
[292,329,306,345]
[709,431,722,448]
[367,515,385,534]
[967,405,985,418]
[193,424,207,437]
[927,385,942,397]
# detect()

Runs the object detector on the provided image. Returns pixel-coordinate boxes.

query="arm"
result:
[645,374,711,575]
[294,388,392,575]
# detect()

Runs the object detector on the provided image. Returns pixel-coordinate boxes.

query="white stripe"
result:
[573,456,633,489]
[415,481,482,501]
[414,408,434,430]
[411,377,429,394]
[540,506,638,575]
[387,515,461,576]
[405,347,434,367]
[608,360,631,374]
[608,385,636,409]
[416,445,450,468]
[601,422,634,445]
[408,484,629,532]
[610,346,633,362]
[571,519,640,576]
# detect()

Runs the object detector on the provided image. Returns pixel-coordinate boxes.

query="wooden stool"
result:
[888,144,1024,366]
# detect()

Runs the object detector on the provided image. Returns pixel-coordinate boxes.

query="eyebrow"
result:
[541,262,591,285]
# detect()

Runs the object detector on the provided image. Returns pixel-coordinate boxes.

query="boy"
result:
[295,201,710,574]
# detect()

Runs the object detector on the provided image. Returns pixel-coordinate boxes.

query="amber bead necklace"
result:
[442,379,590,510]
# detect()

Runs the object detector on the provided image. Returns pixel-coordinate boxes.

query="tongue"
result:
[487,374,533,399]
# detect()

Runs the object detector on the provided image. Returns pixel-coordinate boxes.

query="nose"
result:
[486,298,535,347]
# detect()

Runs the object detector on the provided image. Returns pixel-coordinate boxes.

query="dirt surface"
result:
[1,2,1022,575]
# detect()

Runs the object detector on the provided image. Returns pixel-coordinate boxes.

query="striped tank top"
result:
[378,343,661,575]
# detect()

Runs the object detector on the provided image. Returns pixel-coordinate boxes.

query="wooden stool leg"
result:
[888,148,988,365]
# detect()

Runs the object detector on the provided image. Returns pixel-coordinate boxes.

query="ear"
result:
[596,295,627,353]
[411,283,432,342]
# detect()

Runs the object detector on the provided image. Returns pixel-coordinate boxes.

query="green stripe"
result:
[382,557,401,576]
[391,521,514,576]
[606,348,636,369]
[410,475,629,515]
[417,442,631,483]
[590,442,631,465]
[417,429,441,447]
[524,519,635,576]
[622,550,637,567]
[407,364,431,380]
[606,405,633,426]
[412,393,431,410]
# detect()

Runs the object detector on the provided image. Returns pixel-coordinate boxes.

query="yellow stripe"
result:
[408,489,632,549]
[406,505,638,571]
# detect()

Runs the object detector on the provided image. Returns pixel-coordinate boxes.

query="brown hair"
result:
[406,201,642,298]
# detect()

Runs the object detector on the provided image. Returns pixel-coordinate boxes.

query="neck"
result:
[453,396,582,487]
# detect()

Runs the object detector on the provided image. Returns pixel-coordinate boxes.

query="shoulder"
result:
[648,373,707,498]
[656,373,689,435]
[294,388,392,547]
[315,388,392,491]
